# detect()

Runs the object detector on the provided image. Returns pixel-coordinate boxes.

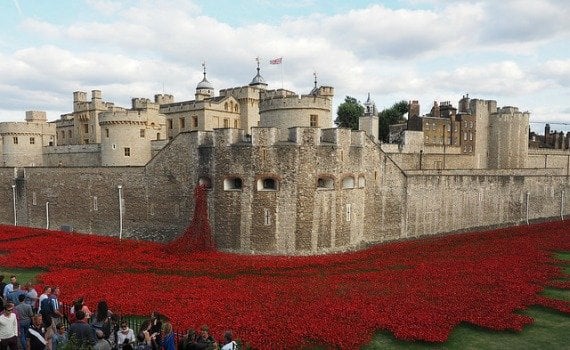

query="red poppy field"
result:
[0,221,569,349]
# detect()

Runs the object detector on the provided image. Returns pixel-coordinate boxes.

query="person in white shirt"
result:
[221,330,237,350]
[0,302,18,350]
[37,286,51,314]
[116,321,135,348]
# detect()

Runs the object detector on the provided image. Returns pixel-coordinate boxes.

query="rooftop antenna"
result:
[313,70,318,89]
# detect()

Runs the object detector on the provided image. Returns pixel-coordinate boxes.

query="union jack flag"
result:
[269,57,282,65]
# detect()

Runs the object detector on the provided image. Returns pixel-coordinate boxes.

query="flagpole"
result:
[281,59,284,90]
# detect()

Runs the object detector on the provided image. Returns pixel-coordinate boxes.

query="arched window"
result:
[224,177,243,191]
[342,176,355,189]
[317,177,334,189]
[257,177,278,191]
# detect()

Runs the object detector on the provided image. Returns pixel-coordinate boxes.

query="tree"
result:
[379,100,409,142]
[335,96,364,130]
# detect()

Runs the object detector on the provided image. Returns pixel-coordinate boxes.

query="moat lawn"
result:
[0,222,569,349]
[365,252,570,349]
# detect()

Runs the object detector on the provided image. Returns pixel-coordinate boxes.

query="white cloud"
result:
[85,0,124,14]
[0,0,569,128]
[20,18,63,39]
[432,61,551,96]
[539,59,570,87]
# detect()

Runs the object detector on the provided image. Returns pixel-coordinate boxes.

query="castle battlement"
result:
[154,94,175,105]
[218,127,366,148]
[160,100,210,113]
[99,109,159,125]
[132,98,160,110]
[219,86,261,99]
[494,106,529,118]
[25,111,47,122]
[261,89,297,99]
[0,121,56,135]
[260,93,332,111]
[212,128,247,147]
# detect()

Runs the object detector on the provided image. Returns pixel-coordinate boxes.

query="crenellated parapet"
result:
[154,94,175,105]
[219,86,261,100]
[99,109,163,126]
[0,122,55,136]
[159,99,216,113]
[209,126,369,149]
[259,91,332,111]
[131,98,160,111]
[213,128,247,147]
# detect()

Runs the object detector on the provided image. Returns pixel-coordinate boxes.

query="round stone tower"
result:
[488,106,529,169]
[259,74,334,129]
[99,104,165,166]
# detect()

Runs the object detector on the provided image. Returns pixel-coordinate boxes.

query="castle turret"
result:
[458,94,471,114]
[359,93,379,141]
[195,63,214,101]
[259,75,334,129]
[408,100,420,118]
[249,58,268,90]
[488,106,529,169]
[99,107,166,166]
[0,112,56,167]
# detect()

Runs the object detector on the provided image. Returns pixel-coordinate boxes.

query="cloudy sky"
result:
[1,0,569,133]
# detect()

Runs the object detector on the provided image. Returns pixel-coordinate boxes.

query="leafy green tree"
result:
[335,96,364,130]
[379,100,409,142]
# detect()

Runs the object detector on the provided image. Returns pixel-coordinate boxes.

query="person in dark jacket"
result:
[68,310,96,348]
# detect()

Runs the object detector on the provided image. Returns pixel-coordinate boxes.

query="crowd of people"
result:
[0,275,238,350]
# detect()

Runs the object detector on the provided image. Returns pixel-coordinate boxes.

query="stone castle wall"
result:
[43,144,101,167]
[405,168,570,238]
[3,127,569,255]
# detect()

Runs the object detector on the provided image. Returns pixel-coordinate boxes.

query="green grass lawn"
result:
[364,307,569,350]
[0,268,43,285]
[364,251,570,350]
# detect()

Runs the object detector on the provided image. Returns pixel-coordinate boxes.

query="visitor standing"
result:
[220,331,237,350]
[24,282,39,312]
[2,276,16,299]
[52,323,68,350]
[116,320,135,348]
[161,322,175,350]
[91,300,113,341]
[93,329,112,350]
[68,310,96,348]
[196,325,215,350]
[14,294,34,349]
[27,314,47,350]
[0,302,18,350]
[37,287,51,314]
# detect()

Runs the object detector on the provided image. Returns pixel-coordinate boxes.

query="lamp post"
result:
[561,190,565,221]
[442,124,446,170]
[11,184,16,225]
[117,185,123,239]
[45,202,50,229]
